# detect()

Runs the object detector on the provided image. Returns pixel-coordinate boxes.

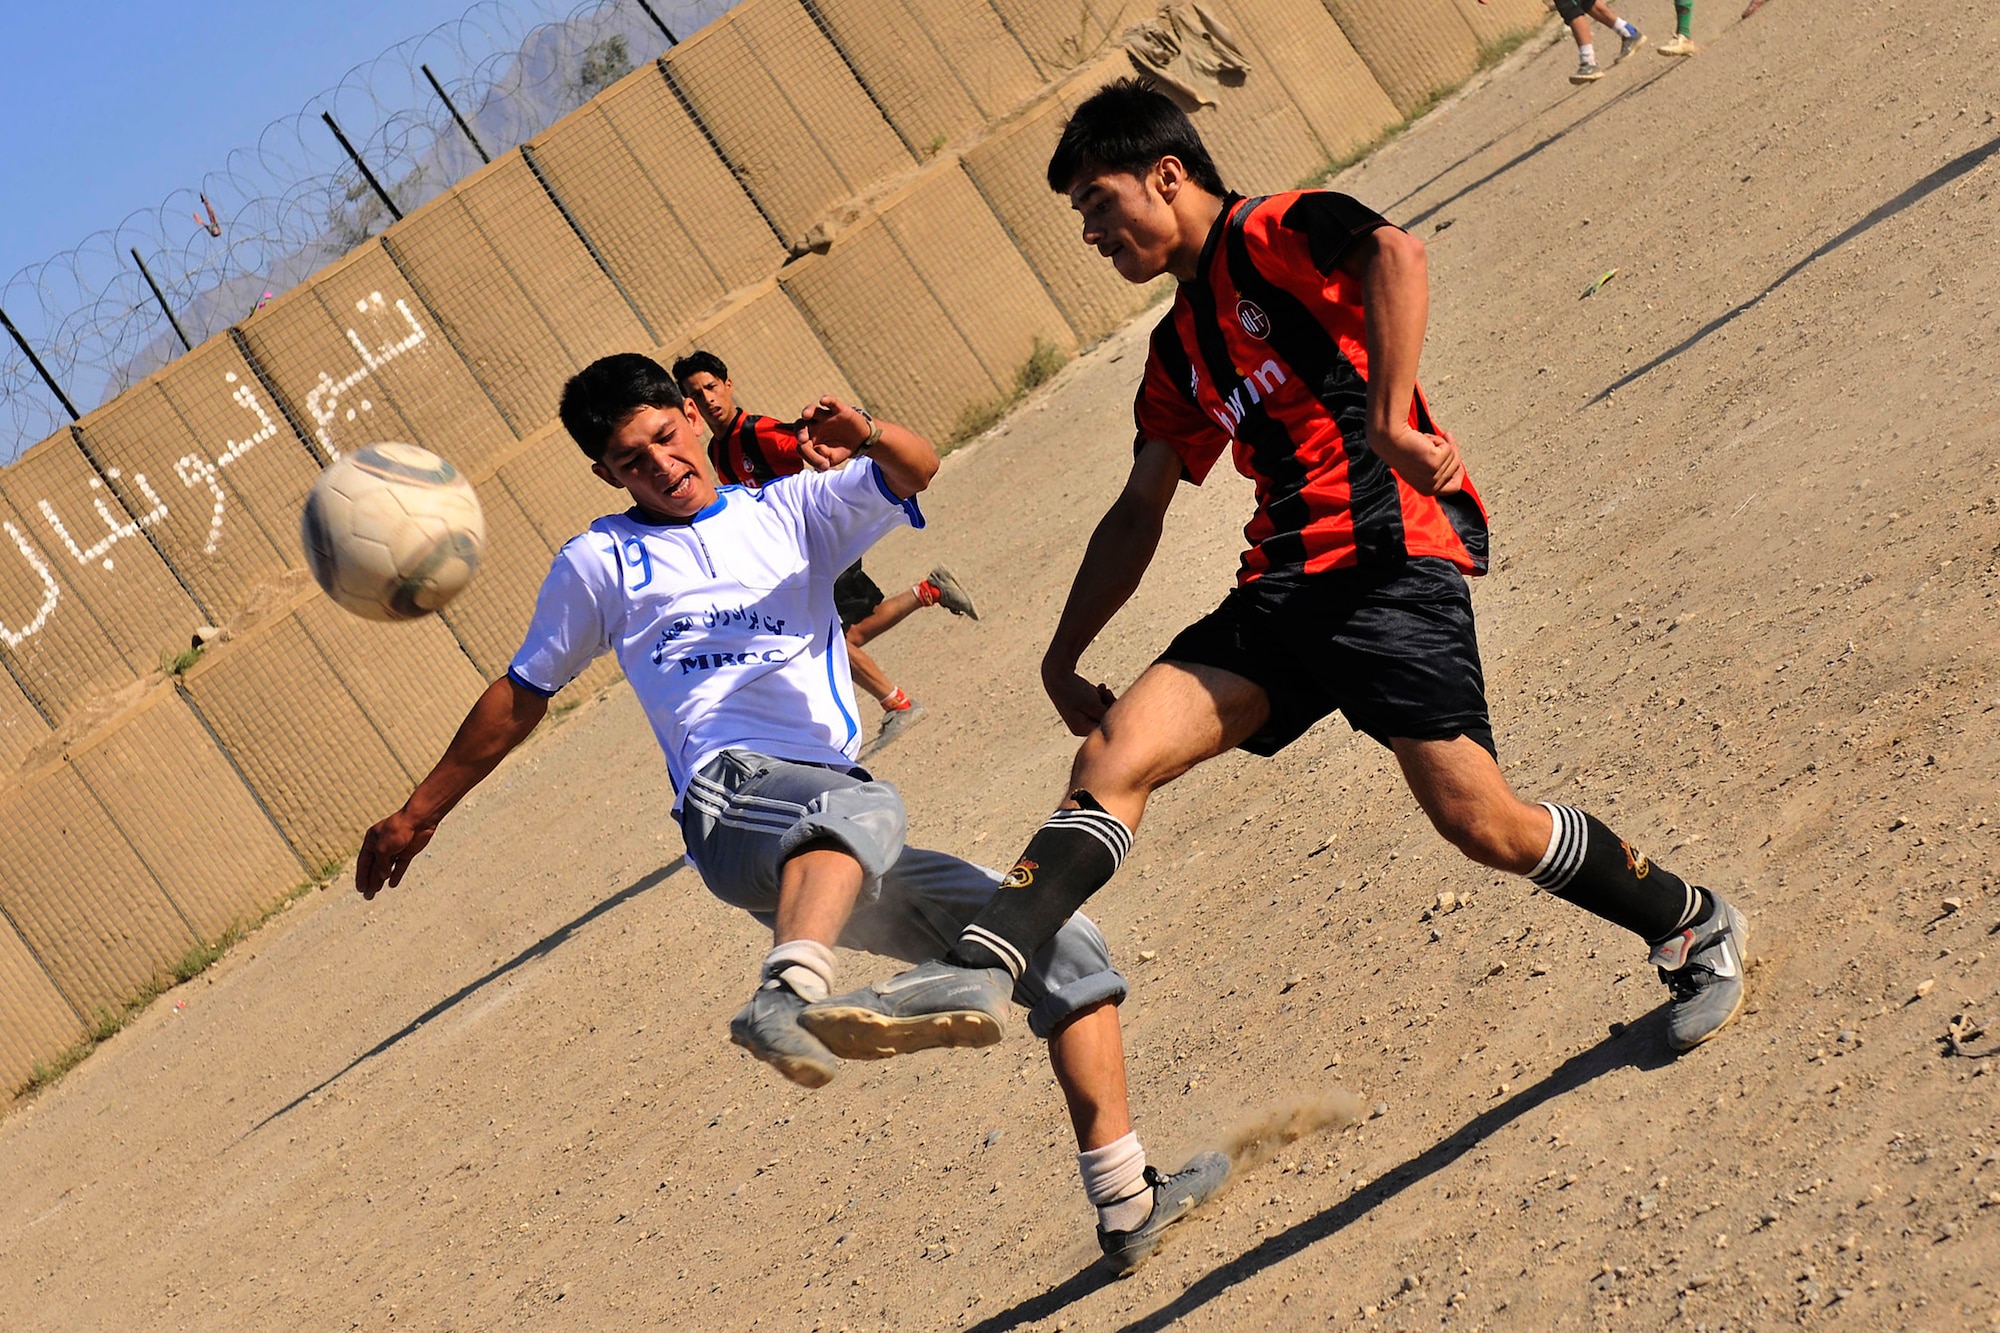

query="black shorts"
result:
[1159,557,1495,758]
[1553,0,1592,22]
[834,562,885,629]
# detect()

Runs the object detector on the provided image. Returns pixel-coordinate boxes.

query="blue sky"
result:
[0,0,493,281]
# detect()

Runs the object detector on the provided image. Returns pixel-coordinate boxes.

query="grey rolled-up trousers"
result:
[679,749,1127,1039]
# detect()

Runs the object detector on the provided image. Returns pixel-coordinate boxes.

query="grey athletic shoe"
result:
[1651,889,1750,1051]
[926,566,979,619]
[730,978,839,1088]
[1616,29,1645,64]
[1098,1153,1232,1274]
[861,700,926,759]
[799,958,1011,1060]
[1570,58,1604,84]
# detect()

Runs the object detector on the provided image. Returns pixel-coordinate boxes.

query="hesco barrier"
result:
[3,0,1559,1092]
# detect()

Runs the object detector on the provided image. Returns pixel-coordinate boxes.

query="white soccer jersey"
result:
[507,460,923,810]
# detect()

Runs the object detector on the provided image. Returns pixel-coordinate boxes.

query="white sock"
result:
[1578,42,1596,63]
[1078,1131,1152,1233]
[1615,19,1638,37]
[762,939,837,1002]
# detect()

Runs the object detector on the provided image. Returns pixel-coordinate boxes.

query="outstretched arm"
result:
[1340,226,1465,496]
[1041,438,1184,735]
[355,675,549,899]
[794,396,939,498]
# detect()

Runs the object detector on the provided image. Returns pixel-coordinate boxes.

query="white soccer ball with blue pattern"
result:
[301,442,485,622]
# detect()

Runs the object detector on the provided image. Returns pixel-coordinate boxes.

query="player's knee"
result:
[1428,804,1515,870]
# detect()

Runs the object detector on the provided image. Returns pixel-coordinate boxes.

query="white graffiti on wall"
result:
[304,292,428,457]
[2,291,431,649]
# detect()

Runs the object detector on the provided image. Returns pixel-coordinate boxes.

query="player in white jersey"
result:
[354,353,1226,1272]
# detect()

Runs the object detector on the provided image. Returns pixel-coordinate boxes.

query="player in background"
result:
[1556,0,1646,83]
[803,80,1750,1065]
[354,353,1225,1273]
[673,350,979,758]
[1658,2,1700,56]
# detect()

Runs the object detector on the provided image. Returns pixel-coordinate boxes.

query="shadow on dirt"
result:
[967,1013,1678,1333]
[242,858,686,1138]
[1400,66,1676,231]
[1591,131,2000,404]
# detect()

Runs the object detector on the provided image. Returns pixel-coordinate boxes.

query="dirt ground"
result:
[6,2,2000,1328]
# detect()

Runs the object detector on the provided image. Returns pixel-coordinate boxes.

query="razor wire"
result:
[0,0,739,465]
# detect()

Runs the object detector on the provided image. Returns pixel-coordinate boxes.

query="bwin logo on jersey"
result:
[1207,359,1289,437]
[1236,299,1271,339]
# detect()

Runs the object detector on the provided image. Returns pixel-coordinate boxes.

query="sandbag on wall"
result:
[805,0,1045,153]
[69,683,301,940]
[74,338,319,623]
[665,280,859,426]
[780,196,998,443]
[663,0,912,249]
[0,763,197,1019]
[1205,0,1399,166]
[238,242,516,479]
[529,64,783,346]
[384,153,650,435]
[1318,0,1481,116]
[0,432,204,719]
[0,919,80,1093]
[180,601,478,866]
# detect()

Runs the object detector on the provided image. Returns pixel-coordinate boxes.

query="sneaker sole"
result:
[729,1032,837,1088]
[799,1006,1004,1060]
[1668,905,1750,1052]
[1569,73,1604,84]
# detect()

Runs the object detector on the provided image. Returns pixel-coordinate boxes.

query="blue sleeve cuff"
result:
[868,458,926,530]
[506,666,559,698]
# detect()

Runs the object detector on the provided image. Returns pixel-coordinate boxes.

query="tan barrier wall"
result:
[988,0,1126,77]
[70,684,301,941]
[437,478,559,678]
[529,67,783,346]
[1211,0,1400,166]
[666,280,859,425]
[0,432,204,718]
[0,669,47,775]
[0,919,81,1094]
[806,0,1045,153]
[490,424,625,695]
[74,339,318,623]
[180,603,475,866]
[1318,0,1481,116]
[239,242,517,478]
[1450,0,1552,49]
[0,763,198,1019]
[664,0,912,248]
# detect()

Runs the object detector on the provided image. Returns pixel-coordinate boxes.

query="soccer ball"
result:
[300,443,485,622]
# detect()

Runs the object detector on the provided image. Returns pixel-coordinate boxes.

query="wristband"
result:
[858,409,882,453]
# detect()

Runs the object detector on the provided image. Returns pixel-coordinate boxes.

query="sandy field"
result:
[4,1,1999,1328]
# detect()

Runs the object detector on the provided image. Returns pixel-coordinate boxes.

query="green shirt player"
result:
[801,80,1750,1065]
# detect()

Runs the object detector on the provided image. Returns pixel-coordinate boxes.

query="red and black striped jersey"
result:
[1134,190,1489,585]
[708,409,803,487]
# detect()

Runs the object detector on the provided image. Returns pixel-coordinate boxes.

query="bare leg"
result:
[1061,660,1271,830]
[773,842,865,945]
[1588,3,1625,29]
[845,643,897,705]
[1047,999,1133,1151]
[1391,735,1553,874]
[845,588,923,649]
[1569,13,1592,45]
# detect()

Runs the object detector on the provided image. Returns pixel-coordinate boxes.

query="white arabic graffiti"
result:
[303,291,427,457]
[174,370,279,554]
[38,470,168,572]
[0,521,59,649]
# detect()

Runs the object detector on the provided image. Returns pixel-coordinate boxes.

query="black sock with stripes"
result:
[1527,804,1707,944]
[946,792,1134,978]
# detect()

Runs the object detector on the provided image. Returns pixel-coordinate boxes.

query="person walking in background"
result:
[1556,0,1645,83]
[672,350,980,758]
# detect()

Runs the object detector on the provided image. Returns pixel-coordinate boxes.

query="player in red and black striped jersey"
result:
[673,351,982,757]
[804,80,1750,1069]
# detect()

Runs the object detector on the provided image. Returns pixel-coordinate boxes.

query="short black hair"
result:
[671,349,728,387]
[558,353,684,461]
[1046,77,1226,196]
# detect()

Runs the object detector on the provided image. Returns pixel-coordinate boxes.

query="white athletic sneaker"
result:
[1658,33,1700,56]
